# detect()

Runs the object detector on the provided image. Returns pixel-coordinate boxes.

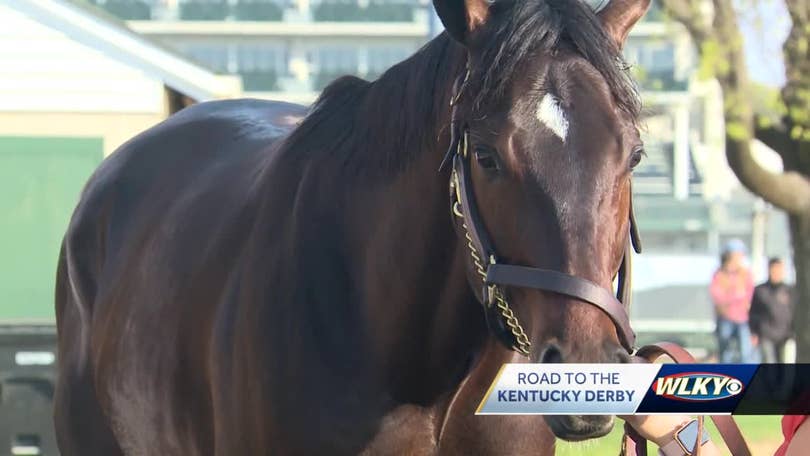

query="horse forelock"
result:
[473,0,640,121]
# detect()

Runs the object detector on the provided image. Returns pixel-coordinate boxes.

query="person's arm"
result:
[748,286,764,336]
[785,416,810,456]
[743,270,755,310]
[709,272,732,316]
[620,414,721,455]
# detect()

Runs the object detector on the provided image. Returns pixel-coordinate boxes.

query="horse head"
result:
[435,0,650,440]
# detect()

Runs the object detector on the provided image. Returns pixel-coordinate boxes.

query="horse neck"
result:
[347,36,489,403]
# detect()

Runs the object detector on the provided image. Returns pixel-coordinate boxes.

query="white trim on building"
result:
[5,0,241,102]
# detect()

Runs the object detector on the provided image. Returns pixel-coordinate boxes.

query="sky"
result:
[738,0,791,87]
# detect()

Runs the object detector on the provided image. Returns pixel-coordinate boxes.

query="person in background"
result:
[709,239,757,363]
[750,257,795,363]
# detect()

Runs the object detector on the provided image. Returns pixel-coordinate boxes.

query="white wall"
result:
[0,4,165,113]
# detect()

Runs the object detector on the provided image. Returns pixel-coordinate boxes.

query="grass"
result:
[556,415,782,456]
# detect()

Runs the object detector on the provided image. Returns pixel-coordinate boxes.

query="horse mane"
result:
[276,34,466,177]
[277,0,640,177]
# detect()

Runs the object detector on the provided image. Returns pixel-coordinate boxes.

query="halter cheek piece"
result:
[441,68,642,357]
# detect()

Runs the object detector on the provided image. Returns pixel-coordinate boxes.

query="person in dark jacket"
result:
[750,257,796,363]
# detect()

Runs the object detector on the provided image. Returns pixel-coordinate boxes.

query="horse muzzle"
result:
[544,414,614,441]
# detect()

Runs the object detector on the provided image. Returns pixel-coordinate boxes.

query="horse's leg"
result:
[53,244,124,456]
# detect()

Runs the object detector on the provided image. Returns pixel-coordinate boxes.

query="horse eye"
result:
[474,146,500,171]
[629,147,645,169]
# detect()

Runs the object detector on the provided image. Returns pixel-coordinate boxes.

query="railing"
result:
[312,1,418,22]
[178,0,285,21]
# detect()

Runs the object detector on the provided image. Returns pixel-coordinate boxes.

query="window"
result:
[312,0,418,22]
[235,44,286,91]
[624,41,684,91]
[179,0,229,21]
[174,44,230,73]
[366,47,411,78]
[650,45,675,71]
[309,47,360,89]
[92,0,153,20]
[236,45,284,73]
[313,47,359,73]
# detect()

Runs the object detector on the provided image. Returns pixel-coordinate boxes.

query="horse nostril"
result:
[540,344,564,364]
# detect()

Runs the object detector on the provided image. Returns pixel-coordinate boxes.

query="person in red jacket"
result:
[710,239,757,363]
[775,415,810,456]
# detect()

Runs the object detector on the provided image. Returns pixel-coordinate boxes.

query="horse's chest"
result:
[360,404,442,455]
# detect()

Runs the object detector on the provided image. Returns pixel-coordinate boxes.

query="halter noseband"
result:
[443,68,642,357]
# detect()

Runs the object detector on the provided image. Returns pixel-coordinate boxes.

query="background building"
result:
[0,1,239,453]
[120,0,431,104]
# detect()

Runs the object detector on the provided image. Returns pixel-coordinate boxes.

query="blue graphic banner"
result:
[477,363,770,415]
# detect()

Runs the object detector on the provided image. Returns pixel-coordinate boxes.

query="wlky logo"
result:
[652,372,744,402]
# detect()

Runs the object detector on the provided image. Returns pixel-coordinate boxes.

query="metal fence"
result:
[0,326,58,456]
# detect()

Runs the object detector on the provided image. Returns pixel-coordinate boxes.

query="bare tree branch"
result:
[726,137,810,214]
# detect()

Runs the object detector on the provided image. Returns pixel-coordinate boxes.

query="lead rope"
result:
[449,133,532,357]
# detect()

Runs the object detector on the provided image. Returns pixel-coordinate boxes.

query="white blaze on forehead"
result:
[535,94,569,141]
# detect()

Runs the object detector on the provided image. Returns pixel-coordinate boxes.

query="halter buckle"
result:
[485,284,498,307]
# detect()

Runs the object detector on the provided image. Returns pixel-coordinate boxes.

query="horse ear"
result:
[597,0,651,49]
[432,0,492,45]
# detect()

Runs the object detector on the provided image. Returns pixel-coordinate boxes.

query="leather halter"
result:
[443,69,642,356]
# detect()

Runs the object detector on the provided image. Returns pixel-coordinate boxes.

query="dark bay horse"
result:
[54,0,650,453]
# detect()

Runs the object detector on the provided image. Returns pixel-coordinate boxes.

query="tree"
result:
[658,0,810,361]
